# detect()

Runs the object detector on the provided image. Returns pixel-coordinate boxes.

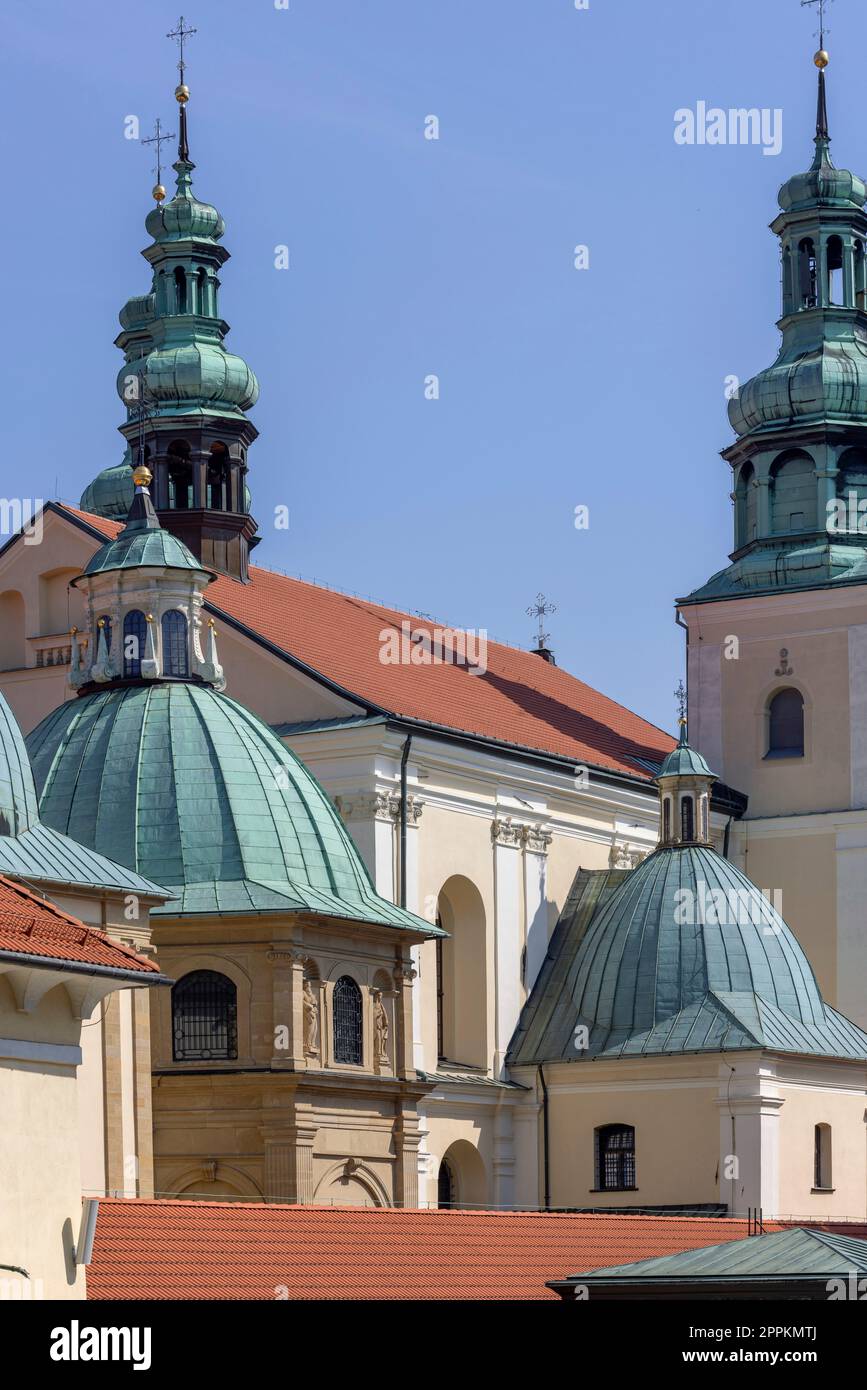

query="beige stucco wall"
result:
[776,1068,867,1220]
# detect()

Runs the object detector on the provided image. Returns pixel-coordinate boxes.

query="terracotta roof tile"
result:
[58,506,674,779]
[86,1200,780,1301]
[0,874,159,974]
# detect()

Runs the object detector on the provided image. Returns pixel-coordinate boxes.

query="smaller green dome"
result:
[80,460,136,521]
[84,524,207,579]
[145,163,225,244]
[119,294,156,332]
[658,727,716,780]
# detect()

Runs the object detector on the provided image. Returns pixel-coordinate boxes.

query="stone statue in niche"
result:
[303,978,320,1056]
[372,988,389,1066]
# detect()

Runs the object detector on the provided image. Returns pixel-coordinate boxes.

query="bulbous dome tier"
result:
[778,152,867,213]
[80,461,136,520]
[728,329,867,436]
[145,164,225,243]
[83,524,206,578]
[117,343,259,415]
[26,684,429,929]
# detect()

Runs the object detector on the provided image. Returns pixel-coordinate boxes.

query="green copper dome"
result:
[0,692,39,836]
[509,848,867,1064]
[26,683,437,931]
[777,142,867,214]
[80,459,136,520]
[727,323,867,437]
[83,508,207,578]
[658,726,716,780]
[145,163,225,244]
[119,342,259,416]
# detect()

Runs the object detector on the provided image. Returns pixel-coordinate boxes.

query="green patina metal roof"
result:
[658,723,715,779]
[507,847,867,1065]
[80,458,136,521]
[566,1227,867,1283]
[81,483,208,579]
[0,692,168,899]
[26,682,441,933]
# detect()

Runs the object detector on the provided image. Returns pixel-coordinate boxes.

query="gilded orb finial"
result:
[152,183,166,203]
[175,83,190,104]
[814,48,829,68]
[133,464,153,489]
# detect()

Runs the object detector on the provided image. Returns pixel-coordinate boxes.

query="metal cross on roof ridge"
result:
[527,592,556,649]
[674,679,687,725]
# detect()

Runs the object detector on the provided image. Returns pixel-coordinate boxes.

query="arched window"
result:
[172,970,238,1062]
[768,688,804,758]
[814,1123,832,1190]
[173,266,187,314]
[856,240,866,311]
[798,237,817,308]
[827,235,844,305]
[167,442,193,510]
[681,795,695,842]
[782,246,794,317]
[836,448,867,534]
[123,610,147,678]
[770,451,817,535]
[662,797,671,842]
[207,444,230,510]
[333,975,363,1065]
[197,267,209,315]
[735,462,758,547]
[161,610,189,677]
[595,1124,636,1192]
[437,1158,456,1209]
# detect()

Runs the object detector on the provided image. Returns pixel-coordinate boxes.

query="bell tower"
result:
[84,20,260,581]
[677,40,867,1030]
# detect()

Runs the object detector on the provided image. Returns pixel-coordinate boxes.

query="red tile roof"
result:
[86,1200,780,1301]
[0,874,159,974]
[58,506,673,779]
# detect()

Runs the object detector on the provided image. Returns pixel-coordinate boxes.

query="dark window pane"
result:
[333,975,363,1065]
[172,970,238,1062]
[161,610,189,677]
[123,610,147,678]
[768,688,804,756]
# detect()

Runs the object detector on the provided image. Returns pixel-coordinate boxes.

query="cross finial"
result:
[802,0,832,50]
[674,679,687,726]
[142,117,176,198]
[167,15,197,86]
[526,592,557,649]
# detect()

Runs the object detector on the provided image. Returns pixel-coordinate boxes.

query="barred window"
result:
[172,970,238,1062]
[595,1124,636,1192]
[123,610,147,678]
[161,609,189,677]
[333,975,363,1065]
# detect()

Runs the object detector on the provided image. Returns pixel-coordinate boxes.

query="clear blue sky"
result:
[3,0,861,731]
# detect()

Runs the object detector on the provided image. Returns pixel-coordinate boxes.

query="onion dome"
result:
[145,162,225,244]
[26,682,438,932]
[117,342,259,416]
[119,294,156,332]
[728,335,867,437]
[778,69,866,213]
[80,458,136,521]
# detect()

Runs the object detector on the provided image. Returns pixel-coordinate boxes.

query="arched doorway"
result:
[437,1141,487,1209]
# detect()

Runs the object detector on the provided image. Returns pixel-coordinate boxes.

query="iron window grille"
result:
[333,975,363,1065]
[172,970,238,1062]
[595,1124,636,1191]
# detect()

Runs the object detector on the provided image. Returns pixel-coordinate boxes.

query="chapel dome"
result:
[559,844,866,1060]
[26,683,427,930]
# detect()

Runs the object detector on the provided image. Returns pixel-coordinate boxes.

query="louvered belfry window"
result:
[333,975,363,1064]
[596,1124,636,1191]
[172,970,238,1062]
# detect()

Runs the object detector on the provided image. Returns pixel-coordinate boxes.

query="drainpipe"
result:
[723,814,733,860]
[538,1064,550,1211]
[399,734,412,908]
